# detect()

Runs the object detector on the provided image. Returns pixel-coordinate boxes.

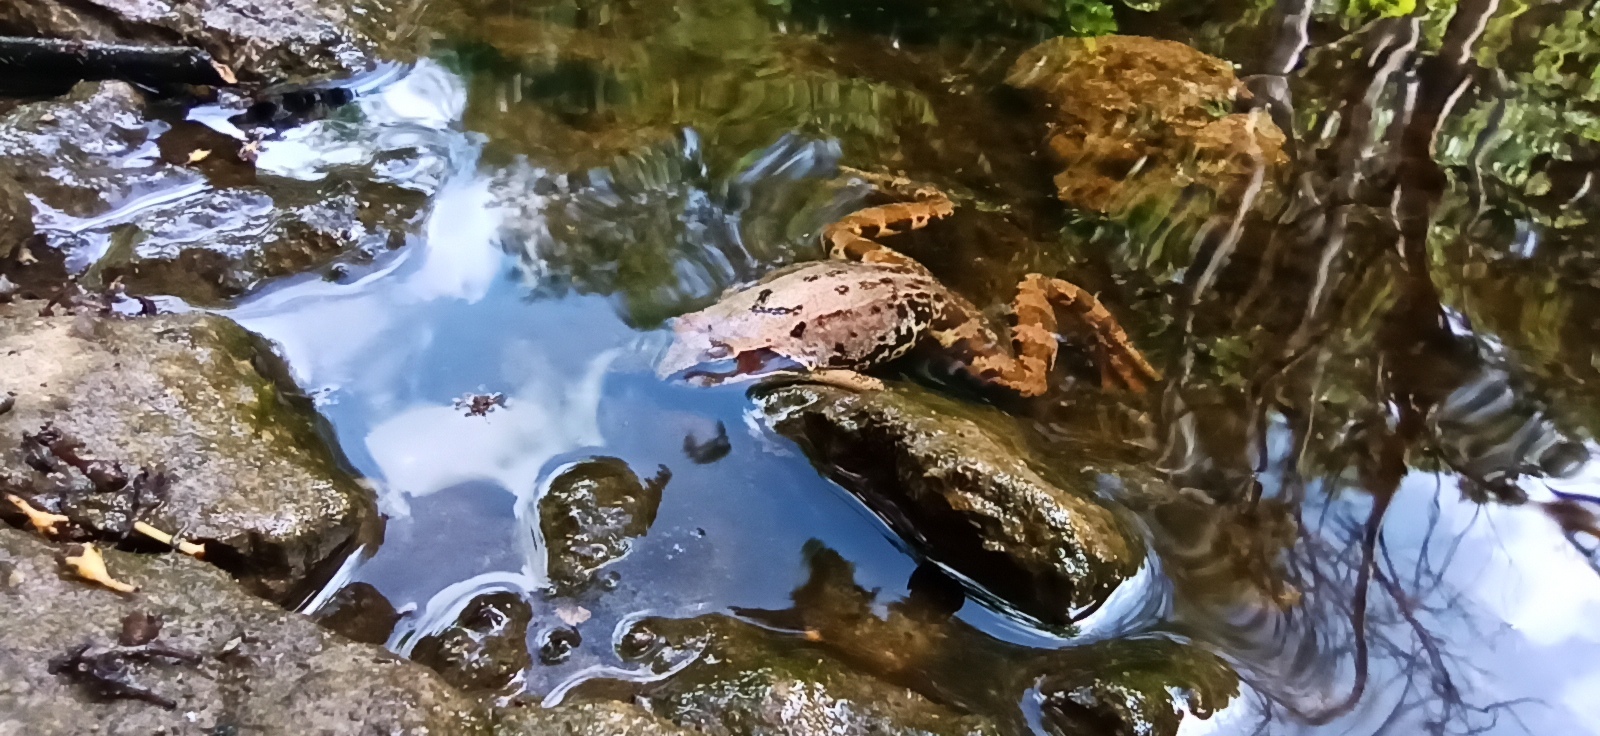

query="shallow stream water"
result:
[96,1,1600,733]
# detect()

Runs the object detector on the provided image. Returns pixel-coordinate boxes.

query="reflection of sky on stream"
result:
[208,62,1600,732]
[221,61,1052,695]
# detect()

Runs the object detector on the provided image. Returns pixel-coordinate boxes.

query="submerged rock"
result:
[0,0,417,83]
[0,81,425,306]
[1007,36,1287,215]
[0,527,489,735]
[1033,637,1241,736]
[413,591,534,695]
[758,384,1143,627]
[624,614,1000,736]
[539,456,667,594]
[0,301,371,597]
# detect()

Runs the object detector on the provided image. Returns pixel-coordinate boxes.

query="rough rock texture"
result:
[0,527,491,736]
[0,81,425,306]
[413,591,533,695]
[758,384,1142,627]
[1007,36,1287,214]
[497,700,702,736]
[0,302,369,597]
[0,0,418,83]
[0,172,30,263]
[540,456,666,594]
[631,615,1001,736]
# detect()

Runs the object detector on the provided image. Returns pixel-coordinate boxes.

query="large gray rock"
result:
[0,301,370,597]
[0,0,417,83]
[0,527,491,735]
[0,81,425,306]
[757,384,1144,627]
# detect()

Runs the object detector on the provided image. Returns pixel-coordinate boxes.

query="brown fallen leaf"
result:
[7,494,69,536]
[210,60,238,85]
[64,544,138,594]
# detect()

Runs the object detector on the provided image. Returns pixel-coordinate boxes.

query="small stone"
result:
[538,626,581,665]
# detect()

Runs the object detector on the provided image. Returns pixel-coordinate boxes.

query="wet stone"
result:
[1006,35,1288,215]
[309,581,402,646]
[0,301,371,598]
[0,81,427,306]
[630,615,1001,736]
[0,0,417,84]
[1033,637,1241,736]
[757,384,1144,628]
[412,592,534,694]
[0,527,490,736]
[539,456,667,594]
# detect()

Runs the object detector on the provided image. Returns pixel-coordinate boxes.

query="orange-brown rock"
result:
[1007,36,1287,215]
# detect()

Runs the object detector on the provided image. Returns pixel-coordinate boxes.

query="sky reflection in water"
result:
[220,61,1600,735]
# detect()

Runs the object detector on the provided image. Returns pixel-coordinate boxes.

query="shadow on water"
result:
[140,0,1600,734]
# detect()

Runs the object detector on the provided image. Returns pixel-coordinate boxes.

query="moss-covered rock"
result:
[540,456,667,595]
[758,383,1143,627]
[0,82,425,306]
[1007,35,1287,215]
[628,614,1000,736]
[0,301,371,597]
[0,171,30,263]
[0,527,490,735]
[1034,637,1241,736]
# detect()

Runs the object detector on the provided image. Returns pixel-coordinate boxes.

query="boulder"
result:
[0,301,371,598]
[1007,36,1288,215]
[757,384,1143,627]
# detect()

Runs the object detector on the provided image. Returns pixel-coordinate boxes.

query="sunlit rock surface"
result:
[0,301,369,597]
[0,80,431,306]
[1007,35,1287,215]
[0,0,419,82]
[758,383,1144,627]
